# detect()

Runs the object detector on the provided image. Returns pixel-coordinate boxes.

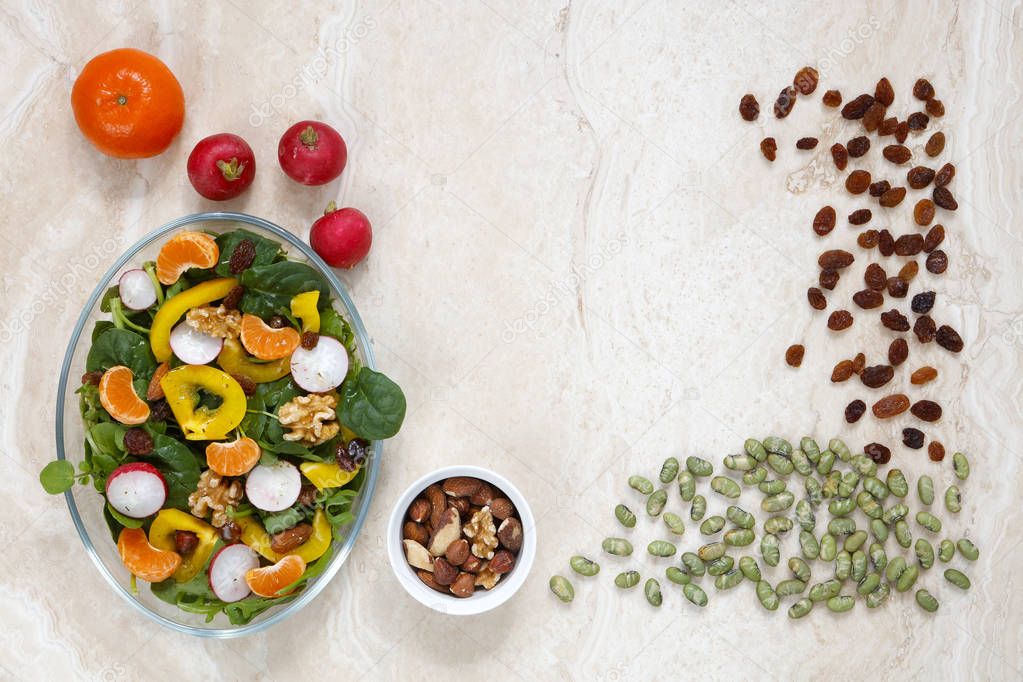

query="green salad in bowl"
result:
[42,212,404,635]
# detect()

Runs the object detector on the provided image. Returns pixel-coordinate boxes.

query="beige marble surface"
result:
[2,0,1022,679]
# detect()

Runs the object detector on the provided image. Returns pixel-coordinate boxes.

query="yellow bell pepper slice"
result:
[236,509,332,563]
[148,509,219,582]
[160,365,247,440]
[300,461,360,491]
[290,291,320,333]
[150,278,238,362]
[216,338,291,383]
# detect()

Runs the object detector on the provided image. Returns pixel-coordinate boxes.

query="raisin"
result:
[841,93,875,119]
[819,249,855,269]
[739,94,760,121]
[874,77,895,106]
[847,136,871,157]
[845,399,867,423]
[813,206,837,236]
[926,250,948,274]
[822,89,842,107]
[774,86,798,118]
[880,309,910,331]
[911,399,942,422]
[910,366,938,385]
[846,170,871,194]
[925,99,945,117]
[860,364,894,388]
[785,344,805,367]
[819,269,840,290]
[268,315,287,329]
[149,399,173,422]
[222,285,244,311]
[760,137,778,161]
[864,263,887,291]
[793,66,819,95]
[872,394,910,419]
[848,209,872,225]
[81,370,104,386]
[301,331,320,349]
[913,78,935,100]
[852,352,866,374]
[831,360,855,382]
[853,289,884,309]
[828,310,854,331]
[864,443,892,464]
[907,112,929,131]
[175,530,200,555]
[882,145,911,164]
[933,186,958,210]
[907,166,935,189]
[895,121,910,143]
[928,441,946,461]
[914,315,936,343]
[898,261,919,281]
[902,428,925,449]
[831,143,849,170]
[925,132,945,157]
[886,277,908,298]
[878,229,895,256]
[807,287,827,310]
[895,234,924,256]
[857,230,880,249]
[796,137,819,150]
[879,117,898,136]
[912,199,935,226]
[869,180,891,197]
[923,224,945,253]
[231,373,257,396]
[935,325,964,352]
[228,238,257,274]
[888,338,909,366]
[934,162,955,187]
[124,428,154,455]
[336,439,369,472]
[862,102,886,132]
[911,291,936,314]
[220,522,242,544]
[878,187,907,207]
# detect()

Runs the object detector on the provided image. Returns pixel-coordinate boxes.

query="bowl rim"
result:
[386,465,536,615]
[55,211,381,638]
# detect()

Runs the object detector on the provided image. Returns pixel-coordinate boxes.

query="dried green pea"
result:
[788,597,814,619]
[549,575,574,602]
[570,556,600,576]
[726,505,755,530]
[615,570,641,589]
[882,503,909,525]
[686,456,713,477]
[776,578,807,597]
[821,471,841,499]
[799,530,820,560]
[944,568,971,590]
[856,491,883,519]
[724,454,756,471]
[895,520,912,548]
[953,452,970,480]
[809,578,841,602]
[678,471,696,501]
[762,491,795,512]
[663,512,686,536]
[850,454,877,477]
[659,457,679,484]
[916,588,939,613]
[866,582,890,608]
[800,437,821,464]
[835,551,851,580]
[743,465,768,486]
[938,539,956,563]
[838,470,860,498]
[683,582,708,606]
[789,557,811,583]
[614,503,637,528]
[957,538,979,561]
[646,489,668,517]
[869,543,887,572]
[850,550,867,582]
[690,495,707,521]
[724,528,755,547]
[845,530,867,552]
[896,564,919,592]
[767,453,794,476]
[828,517,856,536]
[885,556,907,583]
[714,568,744,591]
[628,475,654,495]
[710,476,741,499]
[644,578,662,606]
[763,436,792,456]
[828,497,855,517]
[648,540,677,558]
[791,449,813,476]
[886,469,909,498]
[706,555,734,576]
[915,539,935,569]
[697,541,726,562]
[816,449,836,475]
[916,511,942,533]
[602,537,633,556]
[756,579,779,611]
[944,485,962,513]
[739,556,762,582]
[805,476,823,507]
[863,476,888,501]
[665,566,691,585]
[857,572,880,596]
[918,475,935,505]
[820,533,837,562]
[744,438,768,462]
[758,479,786,495]
[764,516,793,535]
[827,595,855,612]
[761,533,780,566]
[795,499,815,531]
[870,518,889,543]
[681,552,706,577]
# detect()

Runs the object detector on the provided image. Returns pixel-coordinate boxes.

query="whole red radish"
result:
[187,133,256,200]
[278,121,347,186]
[309,202,372,269]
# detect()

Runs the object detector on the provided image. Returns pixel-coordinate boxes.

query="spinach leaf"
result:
[255,377,301,411]
[90,422,127,456]
[91,320,115,343]
[144,431,202,509]
[257,440,318,459]
[338,367,406,440]
[106,502,146,529]
[240,394,268,441]
[214,229,283,276]
[238,261,330,318]
[86,328,156,377]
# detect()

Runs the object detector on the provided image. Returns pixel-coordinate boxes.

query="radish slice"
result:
[105,462,167,518]
[245,461,301,512]
[290,336,349,393]
[118,269,158,310]
[208,544,259,602]
[169,322,224,365]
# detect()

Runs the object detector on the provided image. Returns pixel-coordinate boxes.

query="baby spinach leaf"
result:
[39,460,75,494]
[214,229,283,276]
[255,377,300,411]
[89,422,127,457]
[238,261,330,319]
[86,328,156,377]
[106,502,146,529]
[257,440,316,458]
[338,367,406,440]
[240,394,268,441]
[144,431,202,509]
[91,320,115,343]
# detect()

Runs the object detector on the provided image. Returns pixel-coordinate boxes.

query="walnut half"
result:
[188,470,243,527]
[278,393,340,446]
[463,506,498,560]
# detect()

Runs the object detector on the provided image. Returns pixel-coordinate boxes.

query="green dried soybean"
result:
[690,495,707,521]
[944,485,962,513]
[549,575,574,602]
[724,528,755,547]
[800,437,821,463]
[714,569,744,590]
[764,516,793,535]
[795,499,815,531]
[869,543,887,572]
[614,503,637,528]
[686,456,713,477]
[809,579,841,602]
[570,556,600,576]
[863,476,888,501]
[918,475,935,505]
[791,449,813,476]
[710,476,741,499]
[915,539,934,569]
[644,578,662,606]
[957,538,979,561]
[615,570,641,589]
[743,465,768,486]
[697,542,726,562]
[828,497,855,517]
[789,557,811,583]
[648,540,677,558]
[763,436,792,456]
[602,537,633,556]
[844,530,867,552]
[865,582,890,608]
[663,512,686,536]
[850,454,877,477]
[665,566,691,585]
[915,588,939,613]
[895,520,912,548]
[816,449,836,475]
[870,518,889,543]
[851,550,867,582]
[776,578,807,596]
[726,505,755,530]
[762,491,795,512]
[835,551,851,580]
[799,530,820,560]
[944,568,971,590]
[827,595,855,612]
[628,475,654,495]
[883,503,908,525]
[839,471,860,498]
[678,471,696,501]
[706,555,734,576]
[805,476,823,506]
[681,552,706,577]
[820,533,837,562]
[916,511,942,533]
[896,565,918,592]
[758,479,786,495]
[756,579,779,611]
[646,489,668,517]
[724,454,756,471]
[885,556,907,583]
[788,597,814,619]
[953,452,970,480]
[767,453,794,476]
[828,517,856,536]
[761,533,780,566]
[829,438,851,462]
[822,471,841,498]
[938,539,956,563]
[683,582,708,607]
[659,457,680,484]
[744,438,768,462]
[739,556,762,582]
[886,469,909,498]
[857,572,880,596]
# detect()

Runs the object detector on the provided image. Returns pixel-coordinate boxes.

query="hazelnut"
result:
[445,538,470,566]
[490,497,515,520]
[403,521,429,546]
[490,549,515,574]
[497,517,523,553]
[462,555,483,573]
[407,497,431,524]
[442,476,483,498]
[432,557,458,586]
[449,572,476,598]
[470,483,495,507]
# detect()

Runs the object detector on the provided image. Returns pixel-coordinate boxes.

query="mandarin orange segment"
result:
[205,436,262,477]
[117,527,181,582]
[239,314,301,361]
[99,365,151,425]
[156,231,219,285]
[245,554,306,597]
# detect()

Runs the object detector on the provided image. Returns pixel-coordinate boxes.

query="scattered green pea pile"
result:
[548,437,979,618]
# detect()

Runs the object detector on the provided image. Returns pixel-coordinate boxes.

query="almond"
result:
[407,497,431,524]
[489,549,515,574]
[445,538,470,566]
[497,517,523,552]
[442,476,483,498]
[448,496,470,517]
[403,521,429,546]
[417,569,447,594]
[425,484,447,529]
[427,507,462,556]
[490,497,515,521]
[470,482,495,506]
[432,557,458,586]
[449,571,475,598]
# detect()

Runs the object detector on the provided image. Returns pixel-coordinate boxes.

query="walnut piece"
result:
[185,305,242,339]
[475,561,502,590]
[278,393,340,446]
[188,470,243,527]
[463,506,498,560]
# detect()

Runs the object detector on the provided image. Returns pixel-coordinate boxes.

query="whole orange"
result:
[71,48,185,159]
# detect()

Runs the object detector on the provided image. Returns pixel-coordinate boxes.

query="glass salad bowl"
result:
[55,211,382,637]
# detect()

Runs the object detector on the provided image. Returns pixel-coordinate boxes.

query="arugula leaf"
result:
[260,504,309,535]
[319,484,360,528]
[143,431,202,509]
[86,328,156,377]
[214,229,284,276]
[338,367,406,440]
[238,261,331,319]
[39,460,75,494]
